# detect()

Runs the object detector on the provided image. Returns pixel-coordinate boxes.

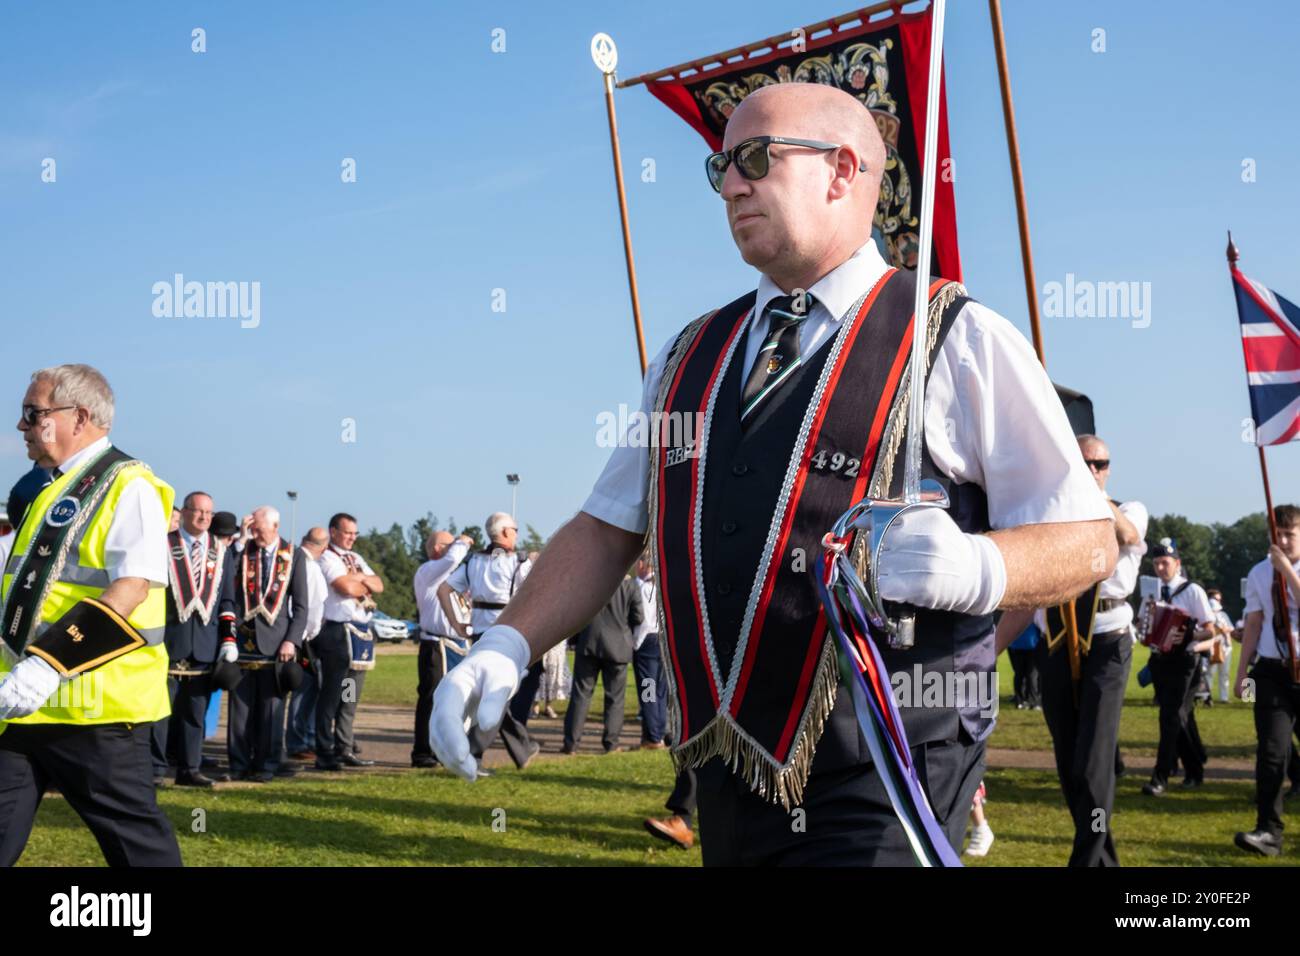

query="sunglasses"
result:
[1084,458,1110,471]
[20,404,76,426]
[706,136,867,194]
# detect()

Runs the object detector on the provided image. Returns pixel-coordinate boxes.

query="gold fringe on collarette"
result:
[663,637,841,810]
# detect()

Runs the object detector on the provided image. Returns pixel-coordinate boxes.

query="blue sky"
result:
[2,0,1298,542]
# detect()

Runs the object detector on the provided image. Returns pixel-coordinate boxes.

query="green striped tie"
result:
[740,294,810,425]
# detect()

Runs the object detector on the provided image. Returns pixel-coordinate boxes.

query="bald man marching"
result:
[432,84,1115,865]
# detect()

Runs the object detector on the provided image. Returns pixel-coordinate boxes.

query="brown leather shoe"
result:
[644,815,694,849]
[640,741,667,750]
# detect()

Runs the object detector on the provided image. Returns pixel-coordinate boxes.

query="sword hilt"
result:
[853,478,950,650]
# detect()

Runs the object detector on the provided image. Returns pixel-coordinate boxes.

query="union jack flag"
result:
[1233,268,1300,446]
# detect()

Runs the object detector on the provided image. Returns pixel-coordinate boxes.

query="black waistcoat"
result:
[696,281,994,776]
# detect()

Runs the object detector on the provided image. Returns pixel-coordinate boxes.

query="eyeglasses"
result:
[183,508,214,517]
[706,136,867,194]
[20,405,76,426]
[1084,458,1110,471]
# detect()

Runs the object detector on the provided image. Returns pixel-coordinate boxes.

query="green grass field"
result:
[17,643,1292,866]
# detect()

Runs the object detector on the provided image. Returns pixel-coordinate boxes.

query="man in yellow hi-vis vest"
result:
[0,364,181,866]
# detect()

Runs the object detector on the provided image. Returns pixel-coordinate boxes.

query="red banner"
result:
[645,6,961,281]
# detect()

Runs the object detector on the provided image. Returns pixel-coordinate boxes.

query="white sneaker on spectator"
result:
[965,823,994,857]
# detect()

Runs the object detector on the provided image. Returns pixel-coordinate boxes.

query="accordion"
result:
[1137,600,1193,653]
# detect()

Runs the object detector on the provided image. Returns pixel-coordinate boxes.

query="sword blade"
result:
[903,0,947,504]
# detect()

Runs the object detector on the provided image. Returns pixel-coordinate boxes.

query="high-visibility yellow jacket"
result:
[0,456,173,724]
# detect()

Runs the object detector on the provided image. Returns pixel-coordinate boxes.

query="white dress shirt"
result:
[582,241,1111,535]
[1244,557,1300,661]
[414,539,471,637]
[1093,499,1149,634]
[55,436,168,585]
[301,549,327,641]
[632,574,659,650]
[447,547,531,634]
[1156,574,1216,656]
[320,546,377,624]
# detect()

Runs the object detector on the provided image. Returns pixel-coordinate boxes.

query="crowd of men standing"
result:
[147,501,383,785]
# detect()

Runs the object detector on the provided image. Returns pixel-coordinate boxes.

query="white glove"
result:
[430,626,530,780]
[876,506,1006,616]
[218,641,239,664]
[0,656,63,720]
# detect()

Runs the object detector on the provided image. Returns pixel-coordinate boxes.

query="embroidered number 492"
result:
[810,450,860,477]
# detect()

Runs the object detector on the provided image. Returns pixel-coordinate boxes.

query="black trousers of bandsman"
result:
[1036,629,1131,866]
[1250,658,1300,838]
[1150,650,1205,785]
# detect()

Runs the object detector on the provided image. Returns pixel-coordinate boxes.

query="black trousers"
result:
[666,768,698,826]
[563,653,627,752]
[1150,650,1204,785]
[151,673,211,778]
[228,667,285,774]
[314,622,353,758]
[413,639,448,762]
[508,665,543,725]
[695,737,985,866]
[1036,630,1131,866]
[1008,647,1041,707]
[1251,658,1300,836]
[0,722,181,866]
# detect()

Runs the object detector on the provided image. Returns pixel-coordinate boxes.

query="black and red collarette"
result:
[167,530,225,625]
[654,270,954,803]
[241,539,294,625]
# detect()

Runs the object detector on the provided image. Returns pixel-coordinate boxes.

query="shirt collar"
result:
[753,240,889,326]
[179,527,207,549]
[55,435,111,477]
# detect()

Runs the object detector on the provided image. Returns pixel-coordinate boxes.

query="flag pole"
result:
[987,0,1045,366]
[1229,231,1299,679]
[592,34,649,376]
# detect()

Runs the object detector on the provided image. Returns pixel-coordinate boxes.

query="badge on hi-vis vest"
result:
[46,497,80,528]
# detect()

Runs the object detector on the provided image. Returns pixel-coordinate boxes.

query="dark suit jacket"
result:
[225,539,309,657]
[577,577,643,664]
[164,546,237,664]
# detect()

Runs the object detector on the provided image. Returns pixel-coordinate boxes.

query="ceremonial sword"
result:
[843,0,950,650]
[812,0,963,867]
